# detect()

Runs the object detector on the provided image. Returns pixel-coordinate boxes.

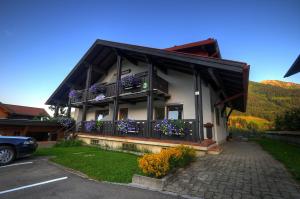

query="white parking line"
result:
[0,177,68,195]
[0,162,33,168]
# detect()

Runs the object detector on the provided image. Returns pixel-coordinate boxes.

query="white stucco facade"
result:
[75,60,228,144]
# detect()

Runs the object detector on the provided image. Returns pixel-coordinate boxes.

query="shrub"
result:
[138,145,196,178]
[54,139,83,147]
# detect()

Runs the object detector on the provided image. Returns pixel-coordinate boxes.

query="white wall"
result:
[158,69,195,119]
[201,81,213,139]
[210,87,228,144]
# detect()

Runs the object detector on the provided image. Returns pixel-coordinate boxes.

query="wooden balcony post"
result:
[54,105,59,118]
[67,100,71,118]
[112,55,122,134]
[197,71,204,141]
[82,64,92,121]
[193,69,204,141]
[193,70,200,141]
[146,60,154,137]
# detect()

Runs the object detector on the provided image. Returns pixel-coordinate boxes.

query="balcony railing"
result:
[79,119,197,142]
[69,71,168,104]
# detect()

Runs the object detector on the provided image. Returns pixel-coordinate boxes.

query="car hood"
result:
[0,136,30,140]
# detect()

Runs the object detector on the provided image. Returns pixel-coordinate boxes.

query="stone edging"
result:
[131,173,175,191]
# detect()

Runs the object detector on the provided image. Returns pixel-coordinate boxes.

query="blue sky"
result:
[0,0,299,110]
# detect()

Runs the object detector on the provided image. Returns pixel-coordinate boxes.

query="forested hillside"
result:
[232,80,300,122]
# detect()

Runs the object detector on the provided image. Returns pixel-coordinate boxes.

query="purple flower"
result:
[117,119,139,134]
[85,120,96,132]
[95,94,105,101]
[155,119,187,136]
[89,84,106,94]
[58,117,75,128]
[121,75,141,89]
[69,90,78,98]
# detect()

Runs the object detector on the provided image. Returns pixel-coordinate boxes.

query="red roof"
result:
[164,38,221,58]
[0,103,49,117]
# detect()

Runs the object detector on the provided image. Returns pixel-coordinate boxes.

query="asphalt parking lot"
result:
[0,157,184,199]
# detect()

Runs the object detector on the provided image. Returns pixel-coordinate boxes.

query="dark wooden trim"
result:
[54,106,59,118]
[67,99,71,118]
[193,70,200,142]
[146,60,154,137]
[197,72,204,141]
[226,108,233,121]
[112,55,122,134]
[214,92,244,107]
[82,64,92,121]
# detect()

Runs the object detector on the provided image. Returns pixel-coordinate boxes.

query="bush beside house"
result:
[138,145,196,178]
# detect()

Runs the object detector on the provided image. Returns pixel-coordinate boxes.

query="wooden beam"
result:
[207,68,227,98]
[227,108,233,121]
[193,69,200,142]
[82,64,92,121]
[112,55,122,135]
[215,92,244,107]
[146,59,154,137]
[67,99,71,118]
[197,71,204,141]
[54,106,59,118]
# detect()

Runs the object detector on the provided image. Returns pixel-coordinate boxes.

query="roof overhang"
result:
[284,54,300,77]
[46,39,249,112]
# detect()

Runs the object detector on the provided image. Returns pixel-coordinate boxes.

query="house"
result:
[0,102,49,120]
[284,54,300,77]
[46,38,249,152]
[0,103,63,141]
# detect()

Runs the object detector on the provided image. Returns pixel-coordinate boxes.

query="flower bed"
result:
[138,145,196,178]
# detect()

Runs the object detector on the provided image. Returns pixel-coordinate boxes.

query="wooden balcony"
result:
[79,119,198,142]
[70,71,169,105]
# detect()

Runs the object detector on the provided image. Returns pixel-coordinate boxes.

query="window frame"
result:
[167,104,183,120]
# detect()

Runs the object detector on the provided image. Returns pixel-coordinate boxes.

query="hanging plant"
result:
[57,117,75,128]
[89,84,106,94]
[121,75,142,89]
[68,89,79,98]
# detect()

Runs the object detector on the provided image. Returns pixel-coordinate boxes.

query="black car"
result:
[0,136,38,166]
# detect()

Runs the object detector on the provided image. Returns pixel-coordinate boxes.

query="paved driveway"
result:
[0,157,182,199]
[164,141,300,199]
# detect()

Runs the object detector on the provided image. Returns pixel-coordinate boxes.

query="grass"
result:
[254,138,300,182]
[35,146,141,183]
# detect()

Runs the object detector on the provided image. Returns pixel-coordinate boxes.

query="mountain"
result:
[261,80,300,89]
[232,80,300,122]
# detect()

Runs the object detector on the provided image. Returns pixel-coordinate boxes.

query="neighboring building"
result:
[0,103,49,120]
[46,38,249,152]
[0,103,63,141]
[284,54,300,77]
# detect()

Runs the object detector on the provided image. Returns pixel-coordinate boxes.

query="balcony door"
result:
[95,110,109,121]
[119,108,128,120]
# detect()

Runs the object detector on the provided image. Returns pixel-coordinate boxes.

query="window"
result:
[215,108,220,126]
[119,108,128,120]
[95,110,109,121]
[155,107,165,120]
[167,105,183,120]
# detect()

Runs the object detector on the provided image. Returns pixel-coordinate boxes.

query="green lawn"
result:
[35,146,140,183]
[255,138,300,182]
